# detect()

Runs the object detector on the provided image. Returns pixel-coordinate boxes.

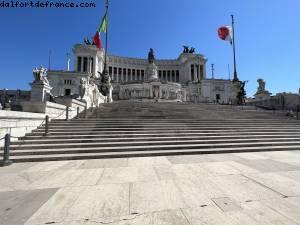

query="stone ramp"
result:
[5,101,300,162]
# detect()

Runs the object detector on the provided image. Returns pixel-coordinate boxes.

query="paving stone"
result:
[197,161,259,176]
[237,159,300,173]
[0,171,53,192]
[212,197,242,212]
[130,180,183,213]
[167,154,242,164]
[212,174,282,202]
[245,172,300,197]
[23,161,70,172]
[232,152,269,160]
[240,201,298,225]
[0,188,58,225]
[272,157,300,167]
[51,209,190,225]
[79,158,128,169]
[278,170,300,182]
[31,169,104,188]
[98,167,139,184]
[58,160,86,170]
[0,163,35,175]
[182,205,243,225]
[128,156,172,168]
[24,184,130,225]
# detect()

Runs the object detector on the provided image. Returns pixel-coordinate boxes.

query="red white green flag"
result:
[93,31,102,49]
[93,13,107,49]
[218,26,233,45]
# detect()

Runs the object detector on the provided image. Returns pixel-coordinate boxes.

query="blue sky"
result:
[0,0,299,97]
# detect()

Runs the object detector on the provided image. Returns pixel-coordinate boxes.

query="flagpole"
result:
[231,14,238,82]
[104,0,108,72]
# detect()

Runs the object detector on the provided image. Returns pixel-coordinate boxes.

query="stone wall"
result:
[0,110,45,147]
[0,100,87,148]
[248,93,300,111]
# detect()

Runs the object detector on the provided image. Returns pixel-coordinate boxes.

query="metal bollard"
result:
[84,106,87,118]
[1,134,12,167]
[45,115,49,136]
[66,106,69,121]
[77,107,80,119]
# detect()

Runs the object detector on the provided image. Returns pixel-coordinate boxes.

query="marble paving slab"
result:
[0,188,58,225]
[24,184,130,225]
[211,174,283,202]
[79,158,128,169]
[245,172,300,197]
[236,159,300,173]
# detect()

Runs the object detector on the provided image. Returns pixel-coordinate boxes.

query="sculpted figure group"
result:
[183,46,195,54]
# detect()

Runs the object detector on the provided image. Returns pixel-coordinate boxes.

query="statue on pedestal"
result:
[32,67,49,85]
[30,67,53,102]
[146,48,158,81]
[254,78,271,102]
[237,81,247,105]
[257,79,266,93]
[148,48,155,64]
[182,46,196,54]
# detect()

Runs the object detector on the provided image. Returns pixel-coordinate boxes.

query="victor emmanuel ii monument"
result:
[44,42,242,105]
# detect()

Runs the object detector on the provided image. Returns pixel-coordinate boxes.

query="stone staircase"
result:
[7,102,300,162]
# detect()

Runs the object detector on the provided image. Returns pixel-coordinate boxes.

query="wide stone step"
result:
[9,140,300,151]
[49,119,297,123]
[21,131,300,139]
[14,134,300,145]
[8,146,300,162]
[31,128,300,136]
[38,124,300,129]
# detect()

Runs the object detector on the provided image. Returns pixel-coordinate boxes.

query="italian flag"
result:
[93,14,107,49]
[218,26,233,45]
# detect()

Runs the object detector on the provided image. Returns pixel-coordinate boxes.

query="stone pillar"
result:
[81,58,84,73]
[194,64,198,82]
[190,65,193,81]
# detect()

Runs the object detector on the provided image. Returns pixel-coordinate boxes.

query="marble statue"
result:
[257,79,266,92]
[32,67,49,85]
[84,37,92,45]
[79,78,87,99]
[183,46,189,53]
[189,47,195,54]
[146,48,158,81]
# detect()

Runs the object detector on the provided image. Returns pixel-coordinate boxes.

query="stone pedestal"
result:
[107,86,114,103]
[229,81,240,104]
[146,63,158,81]
[255,91,272,101]
[30,83,52,102]
[255,78,272,101]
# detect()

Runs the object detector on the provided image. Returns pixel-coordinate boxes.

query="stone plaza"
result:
[1,151,300,225]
